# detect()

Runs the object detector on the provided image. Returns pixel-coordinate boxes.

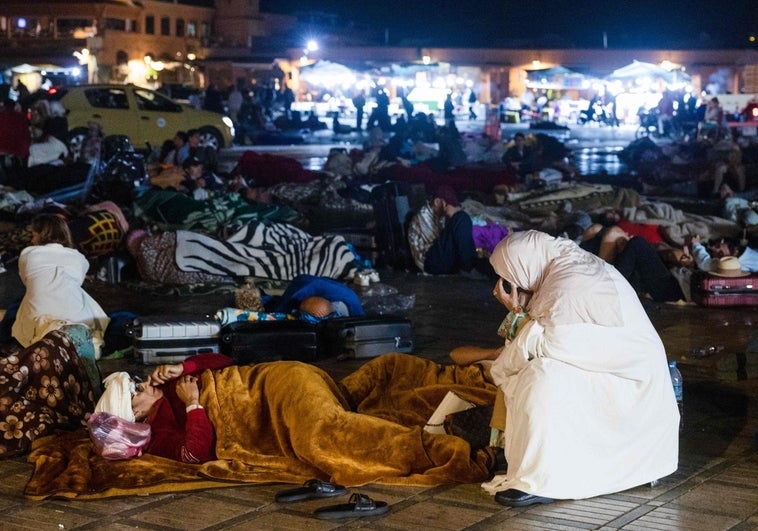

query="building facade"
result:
[1,0,757,111]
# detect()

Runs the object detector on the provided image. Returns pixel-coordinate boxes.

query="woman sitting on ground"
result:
[11,213,110,355]
[468,230,679,507]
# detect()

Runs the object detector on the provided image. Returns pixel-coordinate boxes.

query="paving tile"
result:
[220,510,340,530]
[715,461,758,488]
[481,511,597,530]
[621,505,741,530]
[128,493,257,530]
[379,499,491,530]
[204,483,280,506]
[432,483,500,508]
[0,505,97,530]
[554,497,641,520]
[670,481,758,520]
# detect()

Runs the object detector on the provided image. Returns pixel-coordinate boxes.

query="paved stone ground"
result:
[0,265,756,530]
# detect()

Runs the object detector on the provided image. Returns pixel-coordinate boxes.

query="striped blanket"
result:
[175,221,356,281]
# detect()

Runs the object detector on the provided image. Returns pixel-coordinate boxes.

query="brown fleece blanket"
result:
[24,354,497,500]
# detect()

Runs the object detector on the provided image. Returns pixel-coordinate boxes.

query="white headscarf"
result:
[489,230,622,327]
[94,372,136,422]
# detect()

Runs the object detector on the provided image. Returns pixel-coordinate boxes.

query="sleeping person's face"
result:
[131,380,163,421]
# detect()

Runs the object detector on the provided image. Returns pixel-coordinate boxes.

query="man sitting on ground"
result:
[422,185,477,275]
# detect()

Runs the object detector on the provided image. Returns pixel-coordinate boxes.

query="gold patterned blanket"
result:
[24,354,497,500]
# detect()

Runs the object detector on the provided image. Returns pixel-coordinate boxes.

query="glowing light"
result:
[306,40,319,52]
[73,48,90,66]
[72,67,81,77]
[532,60,541,67]
[422,55,431,65]
[187,53,196,61]
[17,18,27,29]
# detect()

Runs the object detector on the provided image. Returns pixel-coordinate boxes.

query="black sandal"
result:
[274,479,347,503]
[314,493,389,519]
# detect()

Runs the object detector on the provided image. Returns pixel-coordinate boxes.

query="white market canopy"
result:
[525,65,594,90]
[299,60,356,88]
[606,60,690,88]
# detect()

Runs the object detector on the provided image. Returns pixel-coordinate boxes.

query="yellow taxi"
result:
[50,84,234,157]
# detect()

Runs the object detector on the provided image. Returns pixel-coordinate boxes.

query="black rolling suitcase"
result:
[370,182,425,270]
[219,320,322,364]
[322,316,414,359]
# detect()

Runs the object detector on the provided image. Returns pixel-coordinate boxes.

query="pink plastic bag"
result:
[88,412,152,460]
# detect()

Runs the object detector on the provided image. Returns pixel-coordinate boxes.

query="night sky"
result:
[260,0,757,49]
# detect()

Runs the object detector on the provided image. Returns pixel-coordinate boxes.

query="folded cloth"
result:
[95,372,135,422]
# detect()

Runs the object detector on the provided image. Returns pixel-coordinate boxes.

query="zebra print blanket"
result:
[175,222,357,281]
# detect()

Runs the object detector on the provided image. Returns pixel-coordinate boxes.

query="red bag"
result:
[690,270,758,307]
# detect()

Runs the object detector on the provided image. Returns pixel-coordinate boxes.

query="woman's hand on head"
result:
[149,363,184,386]
[493,278,521,313]
[175,375,200,407]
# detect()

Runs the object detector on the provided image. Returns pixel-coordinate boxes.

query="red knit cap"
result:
[434,185,460,207]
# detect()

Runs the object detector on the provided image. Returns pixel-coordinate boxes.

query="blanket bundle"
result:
[24,354,497,499]
[175,221,357,280]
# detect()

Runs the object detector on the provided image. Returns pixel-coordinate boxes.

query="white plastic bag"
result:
[88,411,152,460]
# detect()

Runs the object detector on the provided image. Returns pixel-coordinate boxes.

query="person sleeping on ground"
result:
[91,352,498,486]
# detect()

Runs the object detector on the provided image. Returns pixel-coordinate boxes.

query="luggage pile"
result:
[128,314,414,365]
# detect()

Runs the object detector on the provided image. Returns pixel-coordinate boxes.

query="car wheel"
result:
[68,127,89,161]
[198,126,223,151]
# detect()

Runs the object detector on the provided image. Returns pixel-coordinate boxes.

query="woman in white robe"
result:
[482,230,679,506]
[12,214,109,355]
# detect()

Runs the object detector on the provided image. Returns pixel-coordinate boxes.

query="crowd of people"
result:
[1,73,757,514]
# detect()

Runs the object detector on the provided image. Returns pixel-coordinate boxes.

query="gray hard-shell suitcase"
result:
[128,316,221,364]
[322,316,414,359]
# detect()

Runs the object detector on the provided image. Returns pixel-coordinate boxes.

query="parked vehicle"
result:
[47,84,234,160]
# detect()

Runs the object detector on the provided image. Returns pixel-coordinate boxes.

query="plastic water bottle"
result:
[669,361,683,431]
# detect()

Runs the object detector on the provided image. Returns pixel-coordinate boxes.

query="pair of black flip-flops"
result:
[274,479,389,520]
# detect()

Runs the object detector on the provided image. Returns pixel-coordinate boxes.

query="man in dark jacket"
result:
[424,185,477,274]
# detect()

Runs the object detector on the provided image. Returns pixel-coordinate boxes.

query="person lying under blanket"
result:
[92,353,498,486]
